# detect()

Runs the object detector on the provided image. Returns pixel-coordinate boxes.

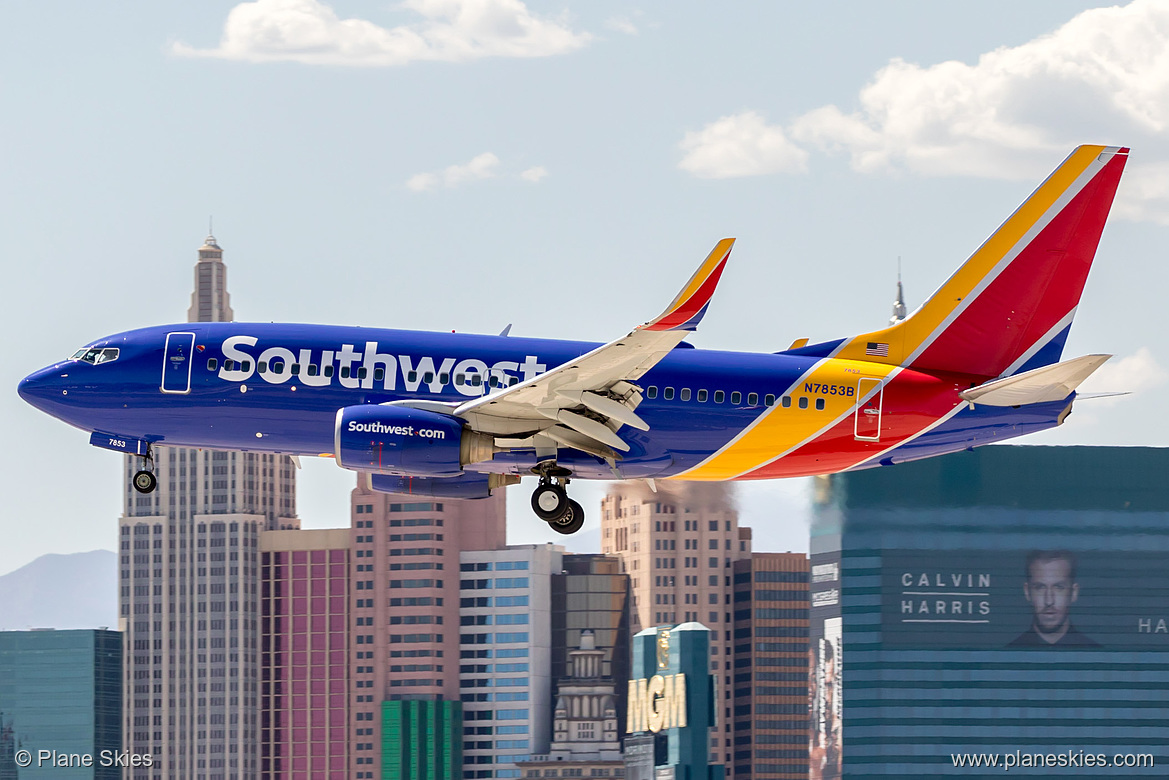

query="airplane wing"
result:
[448,239,734,459]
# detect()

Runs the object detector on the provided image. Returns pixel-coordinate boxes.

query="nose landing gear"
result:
[531,463,584,535]
[132,446,157,494]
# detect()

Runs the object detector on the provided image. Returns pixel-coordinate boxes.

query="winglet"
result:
[642,238,734,332]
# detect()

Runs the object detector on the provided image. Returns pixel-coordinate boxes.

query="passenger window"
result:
[697,389,708,402]
[646,386,658,399]
[423,372,434,383]
[714,390,725,403]
[731,391,742,405]
[663,387,675,400]
[272,361,285,374]
[509,377,519,386]
[455,374,464,386]
[373,367,384,381]
[224,359,235,371]
[408,371,418,383]
[747,392,758,406]
[471,375,482,387]
[439,373,449,385]
[782,396,791,408]
[680,388,691,401]
[340,366,350,379]
[258,361,267,373]
[764,394,775,406]
[324,365,334,377]
[241,361,251,372]
[815,398,825,411]
[358,368,368,380]
[307,364,319,376]
[799,397,809,410]
[207,358,218,371]
[290,363,300,376]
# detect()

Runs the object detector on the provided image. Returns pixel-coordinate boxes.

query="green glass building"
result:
[0,629,121,779]
[381,699,461,779]
[810,446,1169,778]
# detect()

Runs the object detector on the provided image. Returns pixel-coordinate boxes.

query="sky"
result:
[4,0,1169,575]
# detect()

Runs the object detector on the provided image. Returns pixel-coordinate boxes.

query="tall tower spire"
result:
[890,257,907,325]
[121,229,296,780]
[187,230,234,322]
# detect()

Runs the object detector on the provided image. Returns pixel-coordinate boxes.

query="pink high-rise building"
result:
[347,481,507,779]
[600,481,752,767]
[260,529,351,780]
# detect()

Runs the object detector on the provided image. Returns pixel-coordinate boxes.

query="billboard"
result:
[810,550,842,780]
[882,549,1169,649]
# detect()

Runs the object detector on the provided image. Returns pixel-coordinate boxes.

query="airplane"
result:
[19,144,1127,535]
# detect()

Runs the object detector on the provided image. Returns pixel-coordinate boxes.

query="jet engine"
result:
[334,404,495,477]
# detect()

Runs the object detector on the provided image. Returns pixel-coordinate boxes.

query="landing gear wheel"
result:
[133,470,157,494]
[531,482,568,521]
[548,499,585,535]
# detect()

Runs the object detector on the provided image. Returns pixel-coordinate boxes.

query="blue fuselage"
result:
[18,323,1071,480]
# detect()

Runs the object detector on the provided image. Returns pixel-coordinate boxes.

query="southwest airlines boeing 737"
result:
[19,145,1128,534]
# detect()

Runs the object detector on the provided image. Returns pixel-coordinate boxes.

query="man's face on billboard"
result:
[1024,558,1079,636]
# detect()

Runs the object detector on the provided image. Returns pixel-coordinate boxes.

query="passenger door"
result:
[854,378,883,441]
[161,332,196,394]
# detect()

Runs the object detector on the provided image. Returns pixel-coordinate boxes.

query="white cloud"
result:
[407,152,501,191]
[679,0,1169,222]
[1078,347,1168,404]
[520,165,547,183]
[678,111,808,179]
[173,0,590,66]
[605,15,638,36]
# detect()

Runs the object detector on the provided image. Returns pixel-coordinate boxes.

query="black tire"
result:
[531,483,568,520]
[133,470,157,494]
[548,499,585,535]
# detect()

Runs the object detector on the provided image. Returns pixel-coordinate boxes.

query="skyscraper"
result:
[460,544,563,779]
[259,529,351,780]
[810,446,1169,778]
[119,234,298,780]
[731,553,809,780]
[188,234,233,323]
[549,554,631,736]
[600,482,751,766]
[347,482,507,778]
[0,629,122,780]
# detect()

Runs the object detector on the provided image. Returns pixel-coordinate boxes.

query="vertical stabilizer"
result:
[835,145,1128,378]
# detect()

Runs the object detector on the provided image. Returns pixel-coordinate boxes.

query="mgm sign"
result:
[626,673,687,733]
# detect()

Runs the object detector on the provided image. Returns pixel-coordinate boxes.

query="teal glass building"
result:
[0,629,121,779]
[810,446,1169,778]
[627,624,723,780]
[381,699,462,779]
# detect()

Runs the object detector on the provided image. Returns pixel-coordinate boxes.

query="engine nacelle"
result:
[369,472,520,499]
[334,405,494,477]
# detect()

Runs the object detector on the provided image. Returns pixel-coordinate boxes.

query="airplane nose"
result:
[17,365,63,408]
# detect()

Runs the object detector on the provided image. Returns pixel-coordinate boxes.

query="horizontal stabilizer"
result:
[1075,391,1130,401]
[959,354,1110,407]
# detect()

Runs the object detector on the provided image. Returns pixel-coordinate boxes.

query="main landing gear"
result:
[531,463,584,535]
[132,445,157,495]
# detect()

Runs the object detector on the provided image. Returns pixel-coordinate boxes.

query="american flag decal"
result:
[865,342,889,357]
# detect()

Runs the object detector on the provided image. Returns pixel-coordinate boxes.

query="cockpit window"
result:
[70,347,120,365]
